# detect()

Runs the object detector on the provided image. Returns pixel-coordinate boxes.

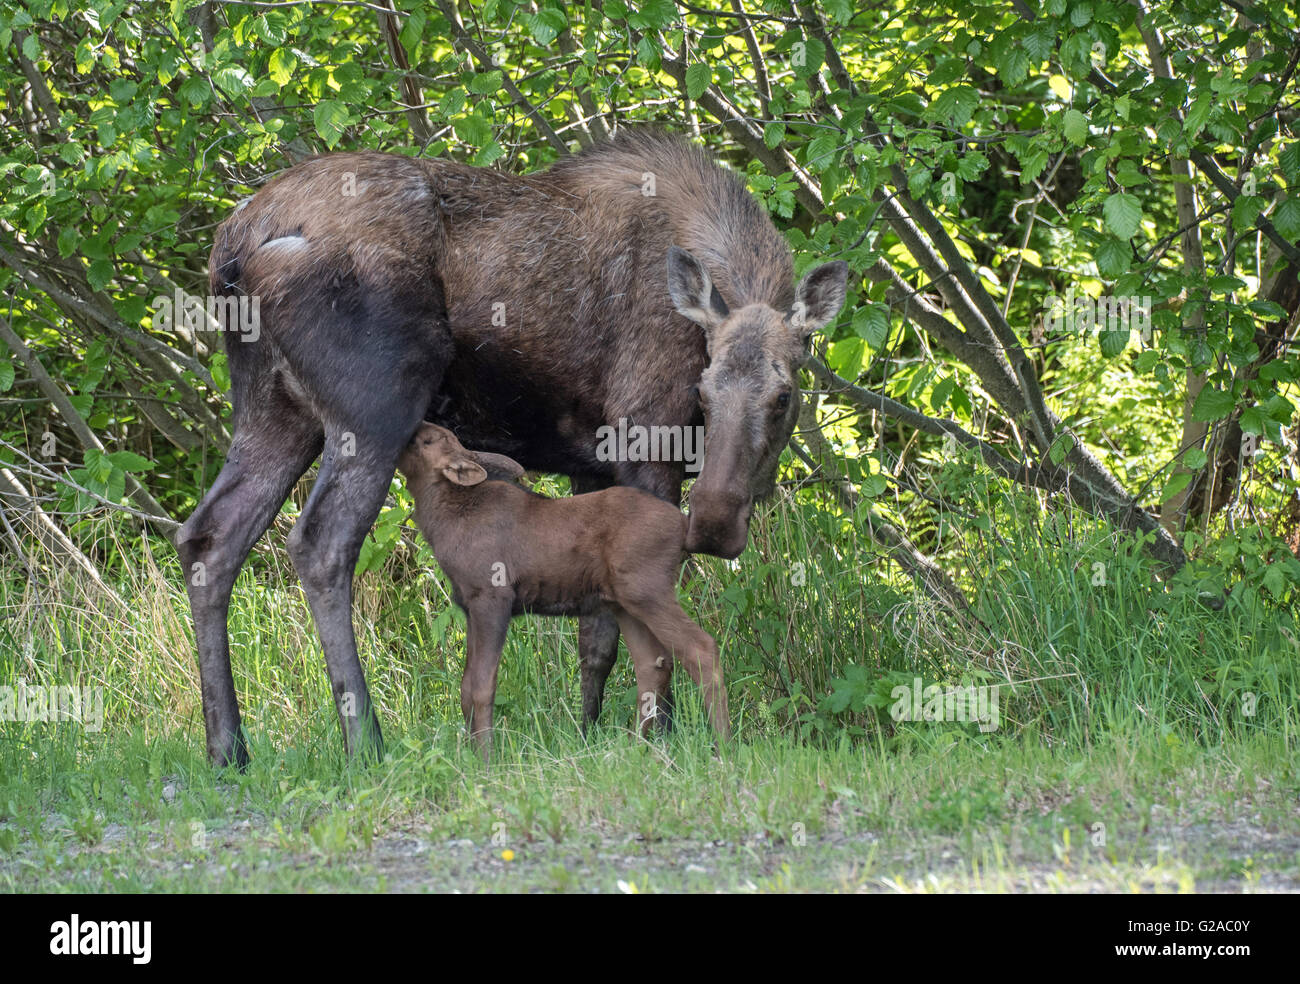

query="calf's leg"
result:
[620,597,729,741]
[613,611,674,738]
[573,469,683,732]
[462,601,511,762]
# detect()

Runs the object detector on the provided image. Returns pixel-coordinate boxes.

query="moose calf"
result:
[399,422,728,760]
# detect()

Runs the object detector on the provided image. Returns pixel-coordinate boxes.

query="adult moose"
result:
[178,131,848,767]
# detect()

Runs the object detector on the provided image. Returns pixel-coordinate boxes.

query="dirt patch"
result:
[6,808,1297,892]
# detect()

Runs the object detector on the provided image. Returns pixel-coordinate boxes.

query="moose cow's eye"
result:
[775,391,791,411]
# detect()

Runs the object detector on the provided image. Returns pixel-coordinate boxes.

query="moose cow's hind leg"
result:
[175,378,323,767]
[287,416,425,763]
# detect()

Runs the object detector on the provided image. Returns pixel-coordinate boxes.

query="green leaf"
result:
[1018,148,1049,187]
[1113,162,1146,188]
[1023,26,1054,62]
[1062,108,1088,146]
[57,225,81,259]
[473,141,504,166]
[469,71,503,95]
[400,8,427,50]
[626,0,674,30]
[1098,329,1129,358]
[1161,470,1192,503]
[1262,563,1289,599]
[808,134,842,174]
[84,448,113,483]
[1279,142,1300,181]
[1272,196,1300,242]
[1249,299,1287,320]
[928,58,966,88]
[105,466,125,505]
[1095,237,1130,278]
[1232,195,1263,231]
[527,8,568,46]
[313,99,349,149]
[1208,274,1246,294]
[928,84,979,126]
[87,259,114,292]
[268,48,296,86]
[1135,350,1160,373]
[930,375,956,413]
[826,335,865,379]
[105,450,154,473]
[211,64,253,98]
[0,360,14,392]
[792,38,826,79]
[1239,406,1266,436]
[763,121,785,149]
[1191,386,1235,422]
[685,63,710,100]
[454,113,493,146]
[1103,192,1142,239]
[1183,92,1212,137]
[956,151,988,181]
[822,0,853,23]
[860,473,888,498]
[1047,433,1075,466]
[998,46,1029,86]
[1183,448,1209,470]
[852,304,889,349]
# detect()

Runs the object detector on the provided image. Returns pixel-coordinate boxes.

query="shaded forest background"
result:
[3,0,1300,621]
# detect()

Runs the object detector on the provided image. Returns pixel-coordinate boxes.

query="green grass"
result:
[2,721,1297,892]
[2,492,1298,892]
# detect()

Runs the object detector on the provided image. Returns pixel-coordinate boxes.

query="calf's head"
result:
[667,246,848,559]
[399,423,525,488]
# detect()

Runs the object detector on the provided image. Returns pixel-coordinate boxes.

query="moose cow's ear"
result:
[788,261,849,342]
[443,455,488,487]
[667,246,729,334]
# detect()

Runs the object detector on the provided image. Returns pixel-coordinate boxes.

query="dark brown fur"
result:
[178,131,845,765]
[399,423,727,760]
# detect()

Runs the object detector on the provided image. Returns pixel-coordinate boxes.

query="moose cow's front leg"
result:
[577,610,620,731]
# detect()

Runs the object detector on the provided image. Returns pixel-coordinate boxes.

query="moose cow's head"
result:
[666,246,848,559]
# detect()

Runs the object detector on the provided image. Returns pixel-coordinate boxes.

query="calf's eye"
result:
[775,391,790,410]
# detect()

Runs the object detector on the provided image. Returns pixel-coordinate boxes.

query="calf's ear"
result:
[475,451,525,482]
[443,454,488,486]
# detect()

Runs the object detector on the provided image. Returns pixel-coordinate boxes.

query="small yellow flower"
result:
[501,849,515,862]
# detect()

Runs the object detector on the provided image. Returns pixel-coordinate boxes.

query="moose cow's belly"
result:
[431,335,612,477]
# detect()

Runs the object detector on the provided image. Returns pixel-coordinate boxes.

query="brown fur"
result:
[208,133,845,514]
[399,423,728,760]
[180,131,843,766]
